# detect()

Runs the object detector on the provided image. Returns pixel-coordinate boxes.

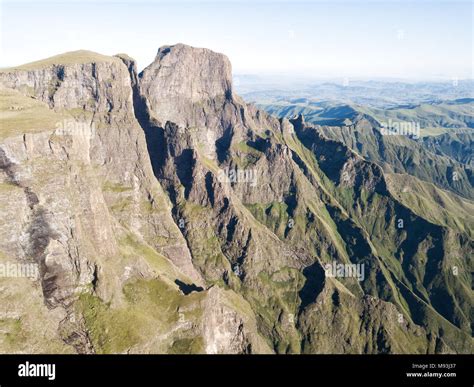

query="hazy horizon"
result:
[1,0,472,80]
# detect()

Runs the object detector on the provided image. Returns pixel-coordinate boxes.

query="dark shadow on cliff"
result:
[298,261,326,313]
[175,279,204,295]
[122,61,168,184]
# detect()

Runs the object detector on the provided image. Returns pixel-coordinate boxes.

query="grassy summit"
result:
[0,50,119,72]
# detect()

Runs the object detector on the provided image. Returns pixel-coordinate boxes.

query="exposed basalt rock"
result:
[0,56,133,126]
[140,44,233,128]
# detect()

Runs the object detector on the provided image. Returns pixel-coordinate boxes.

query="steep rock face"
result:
[0,51,201,300]
[0,51,132,125]
[139,45,311,351]
[139,44,233,160]
[0,51,269,353]
[141,44,232,108]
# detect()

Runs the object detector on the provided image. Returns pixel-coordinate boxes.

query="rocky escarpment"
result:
[0,45,472,354]
[135,44,472,353]
[0,50,268,354]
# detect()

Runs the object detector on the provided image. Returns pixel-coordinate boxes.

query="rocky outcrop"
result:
[202,287,272,354]
[140,44,233,128]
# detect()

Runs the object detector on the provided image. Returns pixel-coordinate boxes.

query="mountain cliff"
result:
[0,45,472,354]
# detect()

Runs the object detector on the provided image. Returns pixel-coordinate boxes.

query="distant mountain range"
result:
[237,77,474,109]
[253,98,474,136]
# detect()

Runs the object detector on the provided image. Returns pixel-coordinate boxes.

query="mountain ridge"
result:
[0,44,472,354]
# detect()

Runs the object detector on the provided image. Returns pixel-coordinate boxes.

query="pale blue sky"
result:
[0,0,472,80]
